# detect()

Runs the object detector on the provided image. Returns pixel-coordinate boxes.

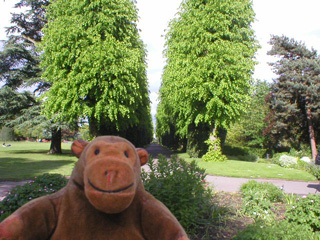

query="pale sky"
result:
[1,0,320,118]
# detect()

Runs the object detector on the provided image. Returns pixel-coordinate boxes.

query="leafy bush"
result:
[286,194,320,232]
[278,154,298,168]
[222,144,267,158]
[141,155,215,234]
[202,138,227,162]
[297,160,320,180]
[236,154,258,162]
[241,180,284,203]
[234,220,318,240]
[289,145,312,159]
[241,191,276,222]
[0,174,68,222]
[222,144,250,156]
[240,181,284,222]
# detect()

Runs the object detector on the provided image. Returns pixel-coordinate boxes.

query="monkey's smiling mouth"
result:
[88,179,134,193]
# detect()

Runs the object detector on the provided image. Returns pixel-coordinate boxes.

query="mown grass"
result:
[0,142,317,182]
[178,153,317,181]
[0,142,77,181]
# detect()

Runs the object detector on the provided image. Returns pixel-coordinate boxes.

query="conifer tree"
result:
[266,35,320,160]
[0,0,68,154]
[40,0,153,146]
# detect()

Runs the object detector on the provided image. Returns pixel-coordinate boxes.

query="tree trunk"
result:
[306,108,317,161]
[48,128,62,154]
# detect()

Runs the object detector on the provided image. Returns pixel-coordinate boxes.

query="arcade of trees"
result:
[0,0,319,160]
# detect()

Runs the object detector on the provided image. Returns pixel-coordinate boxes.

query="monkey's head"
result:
[71,136,148,214]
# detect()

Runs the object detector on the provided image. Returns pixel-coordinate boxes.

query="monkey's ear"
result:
[71,140,89,158]
[137,148,149,166]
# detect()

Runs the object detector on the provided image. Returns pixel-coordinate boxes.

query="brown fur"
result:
[0,136,189,240]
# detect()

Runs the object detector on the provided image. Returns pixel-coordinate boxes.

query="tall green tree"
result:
[40,0,153,147]
[157,0,259,156]
[0,0,67,154]
[266,35,320,160]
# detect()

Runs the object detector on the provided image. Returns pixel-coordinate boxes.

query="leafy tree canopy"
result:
[40,0,152,134]
[157,0,259,138]
[156,0,259,156]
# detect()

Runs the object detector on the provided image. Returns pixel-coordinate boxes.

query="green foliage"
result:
[278,155,298,168]
[0,174,68,222]
[141,155,214,234]
[226,80,271,148]
[286,194,320,232]
[0,126,16,141]
[241,180,284,203]
[234,220,318,240]
[269,152,320,180]
[186,123,211,157]
[40,0,153,145]
[0,0,74,153]
[0,86,37,127]
[156,0,259,156]
[222,144,267,162]
[265,35,320,148]
[202,137,227,162]
[240,180,284,222]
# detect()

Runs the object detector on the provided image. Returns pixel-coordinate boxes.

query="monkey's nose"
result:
[105,170,118,184]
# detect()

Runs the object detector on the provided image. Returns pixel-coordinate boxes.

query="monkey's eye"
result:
[94,149,100,155]
[124,151,129,158]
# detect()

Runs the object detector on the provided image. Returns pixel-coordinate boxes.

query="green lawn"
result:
[0,142,77,181]
[0,142,317,182]
[178,153,317,182]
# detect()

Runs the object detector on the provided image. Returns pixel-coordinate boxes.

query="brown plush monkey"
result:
[0,136,189,240]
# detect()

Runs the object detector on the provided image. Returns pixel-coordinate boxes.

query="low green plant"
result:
[297,160,320,180]
[234,220,318,240]
[240,180,284,222]
[242,190,275,222]
[283,193,298,205]
[141,155,215,235]
[202,137,227,162]
[0,173,68,222]
[240,180,284,203]
[278,154,298,168]
[285,194,320,232]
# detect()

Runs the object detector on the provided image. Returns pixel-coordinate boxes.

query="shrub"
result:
[0,174,68,222]
[240,181,284,222]
[234,220,318,240]
[241,190,275,222]
[222,144,267,158]
[297,160,320,180]
[141,155,215,234]
[278,155,298,168]
[237,154,258,162]
[202,137,227,162]
[285,194,320,232]
[240,180,284,203]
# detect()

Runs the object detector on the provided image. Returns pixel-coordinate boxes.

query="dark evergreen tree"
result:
[266,35,320,160]
[0,0,66,153]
